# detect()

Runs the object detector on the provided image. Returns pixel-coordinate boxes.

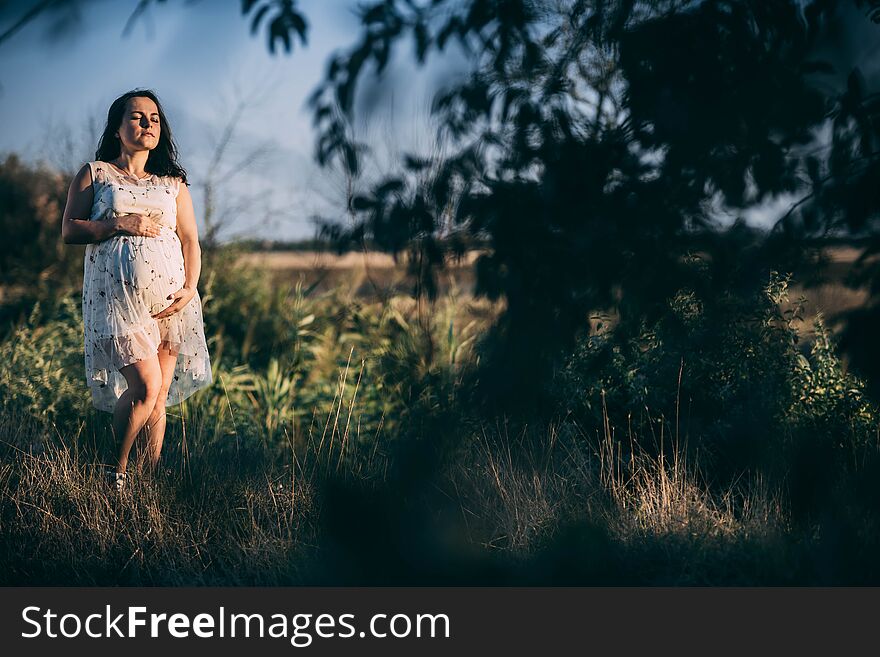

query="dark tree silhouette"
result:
[4,0,879,407]
[298,0,880,411]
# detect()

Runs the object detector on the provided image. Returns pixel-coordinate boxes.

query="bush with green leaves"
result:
[182,248,485,463]
[553,271,879,481]
[211,288,473,465]
[0,294,92,429]
[788,317,878,448]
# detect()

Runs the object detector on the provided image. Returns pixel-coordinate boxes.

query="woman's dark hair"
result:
[95,88,187,184]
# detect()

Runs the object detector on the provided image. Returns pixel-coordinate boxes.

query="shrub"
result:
[552,271,879,482]
[0,294,91,429]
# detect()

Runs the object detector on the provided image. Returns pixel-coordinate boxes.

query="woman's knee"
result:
[141,376,164,406]
[151,385,170,413]
[121,362,163,405]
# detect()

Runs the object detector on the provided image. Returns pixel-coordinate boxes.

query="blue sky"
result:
[2,1,879,241]
[0,0,469,242]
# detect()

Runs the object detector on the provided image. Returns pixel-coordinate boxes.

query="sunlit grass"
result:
[3,250,880,584]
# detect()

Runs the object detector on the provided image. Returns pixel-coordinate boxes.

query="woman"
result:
[61,89,212,491]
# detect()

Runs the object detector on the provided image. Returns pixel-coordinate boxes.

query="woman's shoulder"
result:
[72,161,101,187]
[67,162,97,194]
[158,171,184,196]
[85,160,112,185]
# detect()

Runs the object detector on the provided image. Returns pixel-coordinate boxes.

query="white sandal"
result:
[105,470,127,492]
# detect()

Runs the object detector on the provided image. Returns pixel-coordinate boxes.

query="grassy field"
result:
[234,249,482,300]
[235,247,868,336]
[2,245,880,585]
[0,390,804,585]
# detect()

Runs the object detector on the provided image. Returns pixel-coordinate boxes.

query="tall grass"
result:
[3,250,880,584]
[2,392,797,585]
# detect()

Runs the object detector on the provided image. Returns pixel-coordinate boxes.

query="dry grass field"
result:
[234,249,482,299]
[235,247,871,329]
[4,244,880,585]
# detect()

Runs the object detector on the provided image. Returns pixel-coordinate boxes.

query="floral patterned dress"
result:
[82,160,212,413]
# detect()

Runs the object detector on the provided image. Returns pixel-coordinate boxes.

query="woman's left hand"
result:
[152,286,196,319]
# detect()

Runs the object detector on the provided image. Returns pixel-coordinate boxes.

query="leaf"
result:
[362,3,388,24]
[343,142,359,175]
[414,20,430,63]
[375,39,391,74]
[269,16,292,54]
[336,79,353,115]
[249,4,270,34]
[376,178,405,196]
[312,104,332,127]
[290,11,308,44]
[351,195,374,211]
[403,154,431,171]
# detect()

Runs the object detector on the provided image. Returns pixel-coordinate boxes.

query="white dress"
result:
[82,160,212,413]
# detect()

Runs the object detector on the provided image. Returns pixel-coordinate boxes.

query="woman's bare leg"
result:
[143,344,179,470]
[113,357,163,474]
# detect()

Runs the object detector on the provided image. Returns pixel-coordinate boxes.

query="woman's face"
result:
[116,96,161,154]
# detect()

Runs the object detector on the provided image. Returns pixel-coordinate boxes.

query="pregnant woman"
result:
[61,89,212,491]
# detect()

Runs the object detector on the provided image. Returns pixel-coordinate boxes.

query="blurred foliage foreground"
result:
[2,233,880,584]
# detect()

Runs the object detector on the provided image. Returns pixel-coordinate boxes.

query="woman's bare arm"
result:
[174,181,202,290]
[61,165,162,244]
[61,164,118,244]
[152,181,202,319]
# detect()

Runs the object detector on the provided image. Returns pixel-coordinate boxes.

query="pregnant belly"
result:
[113,233,186,316]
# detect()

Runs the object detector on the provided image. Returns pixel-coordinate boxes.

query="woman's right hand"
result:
[112,212,163,238]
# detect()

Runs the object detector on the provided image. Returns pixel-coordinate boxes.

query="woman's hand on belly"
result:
[113,212,163,238]
[152,285,196,320]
